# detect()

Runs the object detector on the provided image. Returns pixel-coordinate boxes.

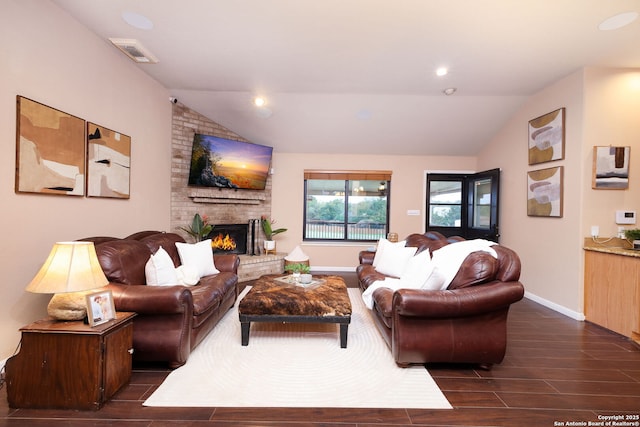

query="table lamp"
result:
[26,241,108,321]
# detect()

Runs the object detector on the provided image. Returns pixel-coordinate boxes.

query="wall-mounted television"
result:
[187,133,273,190]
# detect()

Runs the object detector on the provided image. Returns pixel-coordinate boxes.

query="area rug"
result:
[143,287,452,409]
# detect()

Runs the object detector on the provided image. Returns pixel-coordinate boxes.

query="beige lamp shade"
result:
[26,242,109,321]
[26,242,108,294]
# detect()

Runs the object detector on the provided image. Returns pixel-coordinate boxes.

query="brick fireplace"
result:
[171,103,284,281]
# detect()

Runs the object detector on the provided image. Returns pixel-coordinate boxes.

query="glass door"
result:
[426,168,500,242]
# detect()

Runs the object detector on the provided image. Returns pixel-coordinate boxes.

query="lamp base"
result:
[47,291,91,321]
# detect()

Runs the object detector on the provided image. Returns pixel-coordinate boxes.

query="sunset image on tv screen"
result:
[188,134,273,190]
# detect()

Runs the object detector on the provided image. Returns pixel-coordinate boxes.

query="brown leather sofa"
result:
[357,232,524,369]
[80,231,239,368]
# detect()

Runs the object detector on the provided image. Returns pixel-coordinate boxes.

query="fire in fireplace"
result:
[207,224,248,255]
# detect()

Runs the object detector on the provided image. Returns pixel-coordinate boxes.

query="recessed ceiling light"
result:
[436,67,448,77]
[598,11,638,31]
[253,97,266,107]
[122,11,154,30]
[443,87,457,96]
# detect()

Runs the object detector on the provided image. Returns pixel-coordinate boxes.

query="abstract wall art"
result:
[528,108,565,165]
[86,122,131,198]
[15,96,86,196]
[592,146,630,190]
[527,166,563,217]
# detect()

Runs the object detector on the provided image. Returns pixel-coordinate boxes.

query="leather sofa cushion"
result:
[96,240,151,285]
[190,272,237,325]
[372,287,394,328]
[139,232,186,268]
[448,251,499,290]
[356,264,387,289]
[405,233,447,254]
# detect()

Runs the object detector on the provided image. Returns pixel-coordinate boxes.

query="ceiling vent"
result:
[108,38,158,63]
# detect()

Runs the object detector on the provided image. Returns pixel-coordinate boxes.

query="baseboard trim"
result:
[524,291,586,321]
[311,266,357,273]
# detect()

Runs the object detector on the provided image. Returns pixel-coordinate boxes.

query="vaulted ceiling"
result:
[53,0,640,155]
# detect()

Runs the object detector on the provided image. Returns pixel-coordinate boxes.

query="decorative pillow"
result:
[374,243,417,278]
[175,239,219,279]
[398,249,434,288]
[372,238,407,267]
[145,246,178,286]
[176,265,200,286]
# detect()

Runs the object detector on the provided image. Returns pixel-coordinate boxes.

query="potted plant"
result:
[261,216,287,253]
[624,228,640,250]
[178,213,213,242]
[284,263,311,283]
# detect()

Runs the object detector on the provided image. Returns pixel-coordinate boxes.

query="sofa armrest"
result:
[214,254,240,274]
[359,250,376,265]
[106,283,193,315]
[392,281,524,319]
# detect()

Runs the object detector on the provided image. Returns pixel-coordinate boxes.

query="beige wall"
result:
[0,1,171,358]
[270,153,477,268]
[581,68,640,237]
[477,67,640,317]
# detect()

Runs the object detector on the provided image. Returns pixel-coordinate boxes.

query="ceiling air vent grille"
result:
[109,38,158,64]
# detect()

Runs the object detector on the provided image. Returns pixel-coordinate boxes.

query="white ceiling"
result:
[52,0,640,156]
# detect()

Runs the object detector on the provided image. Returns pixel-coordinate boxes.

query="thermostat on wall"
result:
[615,210,636,225]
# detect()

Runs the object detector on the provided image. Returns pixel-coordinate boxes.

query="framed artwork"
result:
[527,166,563,217]
[15,96,86,196]
[592,146,630,190]
[86,122,131,198]
[85,290,116,327]
[528,108,565,165]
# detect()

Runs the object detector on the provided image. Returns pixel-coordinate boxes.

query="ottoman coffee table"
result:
[238,274,352,348]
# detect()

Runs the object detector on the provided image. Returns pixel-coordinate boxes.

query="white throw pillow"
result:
[175,239,219,279]
[176,265,200,286]
[374,243,417,278]
[145,246,178,286]
[398,250,434,289]
[372,238,406,267]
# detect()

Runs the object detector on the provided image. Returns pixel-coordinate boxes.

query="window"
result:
[303,170,391,242]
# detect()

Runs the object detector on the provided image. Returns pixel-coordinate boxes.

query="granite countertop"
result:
[583,237,640,258]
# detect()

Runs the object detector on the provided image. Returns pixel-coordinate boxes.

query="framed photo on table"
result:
[85,290,116,327]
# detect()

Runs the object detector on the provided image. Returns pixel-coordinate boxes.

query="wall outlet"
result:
[618,226,626,239]
[590,225,599,238]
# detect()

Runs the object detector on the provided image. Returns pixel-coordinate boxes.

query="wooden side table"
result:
[5,311,136,410]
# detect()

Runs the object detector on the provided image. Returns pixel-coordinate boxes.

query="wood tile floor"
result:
[1,272,639,426]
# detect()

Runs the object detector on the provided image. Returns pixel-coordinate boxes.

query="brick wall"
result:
[170,103,272,245]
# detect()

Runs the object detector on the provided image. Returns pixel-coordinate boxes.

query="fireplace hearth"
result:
[207,224,248,255]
